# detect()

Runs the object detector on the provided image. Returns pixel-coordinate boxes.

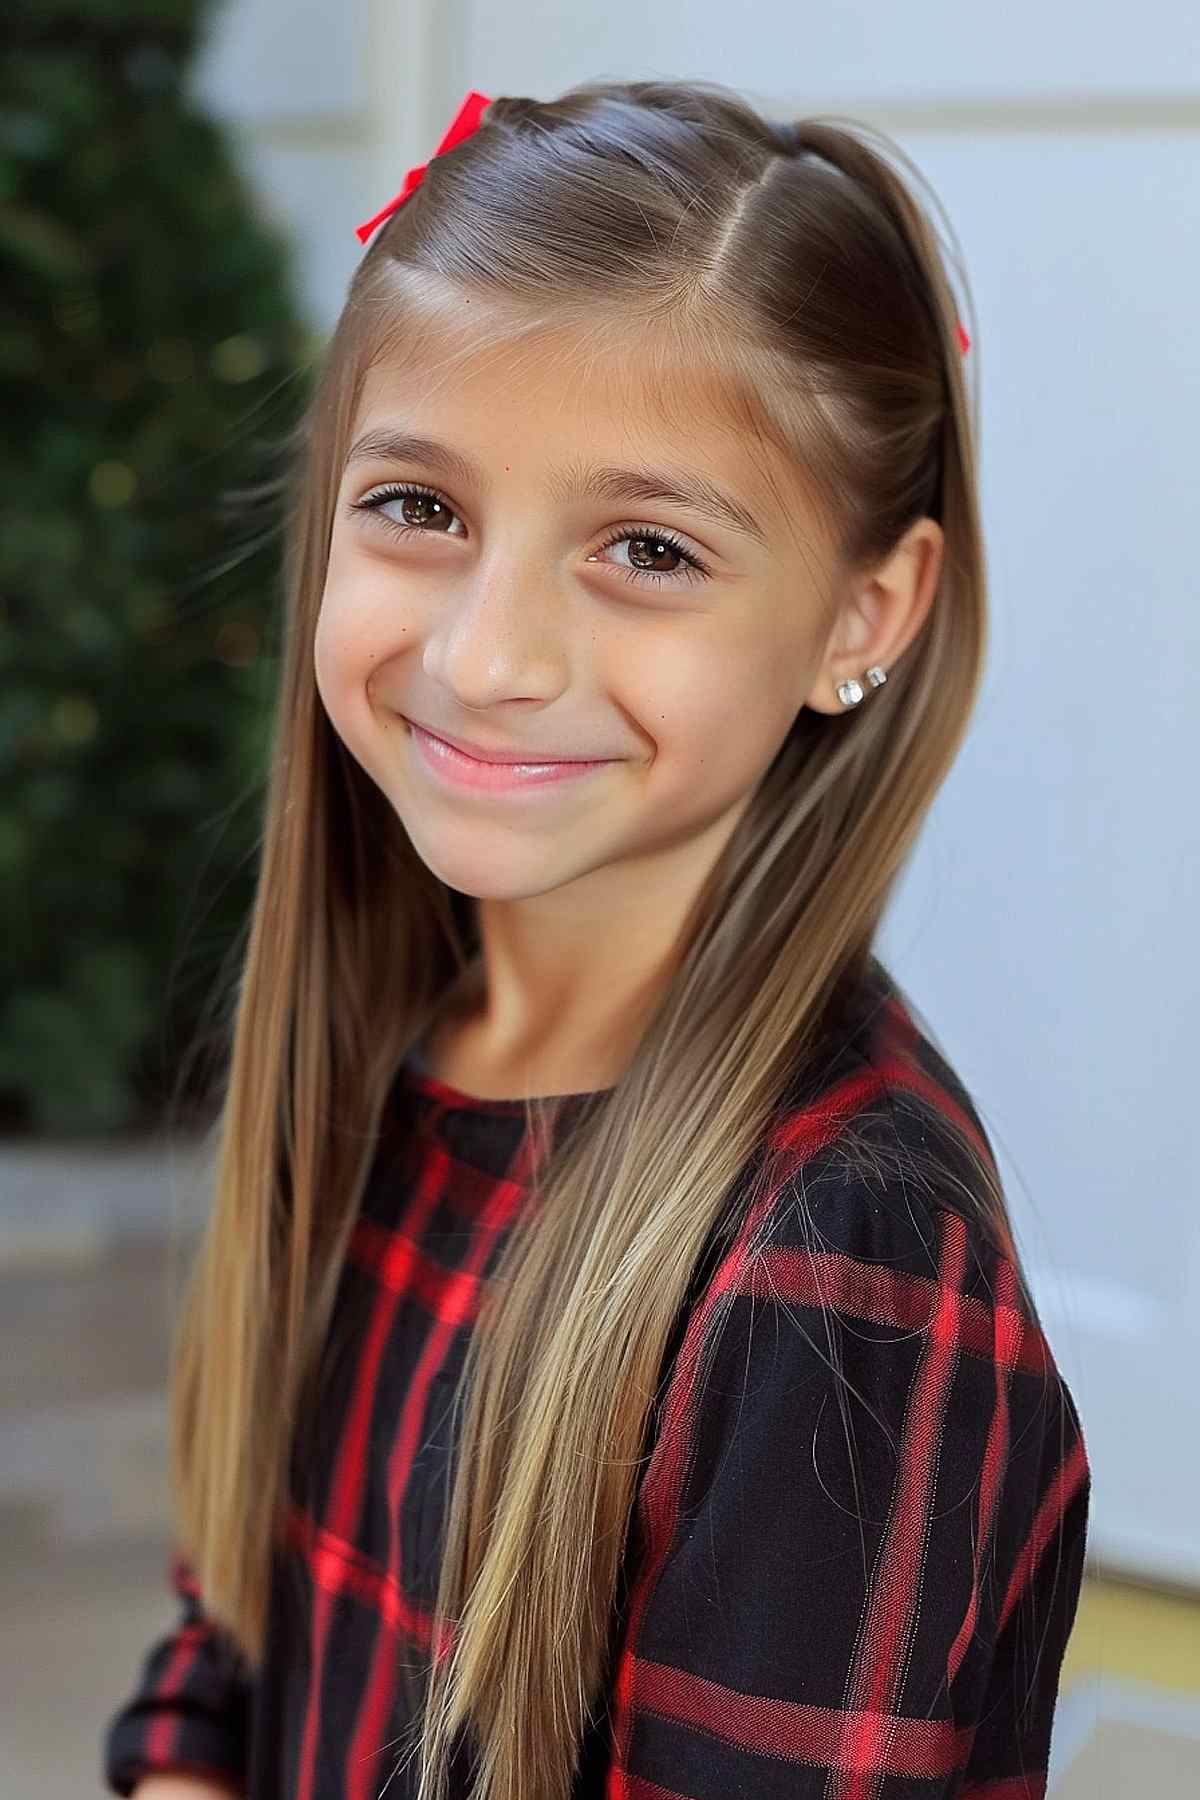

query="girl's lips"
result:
[405,718,601,765]
[405,719,617,793]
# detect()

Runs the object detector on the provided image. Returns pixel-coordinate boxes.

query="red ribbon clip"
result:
[356,89,493,245]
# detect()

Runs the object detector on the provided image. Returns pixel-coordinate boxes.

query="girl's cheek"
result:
[315,587,375,681]
[315,592,418,770]
[312,595,368,729]
[646,657,745,755]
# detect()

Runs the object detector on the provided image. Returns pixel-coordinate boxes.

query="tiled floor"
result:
[2,1147,1198,1797]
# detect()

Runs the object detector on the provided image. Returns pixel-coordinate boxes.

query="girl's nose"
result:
[421,563,571,711]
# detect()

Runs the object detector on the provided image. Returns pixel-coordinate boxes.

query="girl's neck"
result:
[420,959,628,1101]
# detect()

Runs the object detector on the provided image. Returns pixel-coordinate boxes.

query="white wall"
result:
[188,0,1200,1583]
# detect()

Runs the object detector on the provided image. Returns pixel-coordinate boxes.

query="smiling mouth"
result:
[403,718,614,767]
[404,718,618,793]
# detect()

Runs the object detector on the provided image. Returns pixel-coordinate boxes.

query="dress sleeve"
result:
[103,1551,251,1797]
[604,1157,1092,1799]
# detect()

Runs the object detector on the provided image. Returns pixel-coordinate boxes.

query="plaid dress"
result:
[104,959,1091,1798]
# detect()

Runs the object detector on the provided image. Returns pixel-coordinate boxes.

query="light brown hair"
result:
[169,77,1032,1800]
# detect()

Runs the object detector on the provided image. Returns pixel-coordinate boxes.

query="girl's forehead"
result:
[350,300,809,539]
[360,329,731,438]
[357,277,762,428]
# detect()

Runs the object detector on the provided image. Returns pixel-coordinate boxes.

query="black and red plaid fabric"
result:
[104,960,1091,1798]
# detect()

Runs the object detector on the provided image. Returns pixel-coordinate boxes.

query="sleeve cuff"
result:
[104,1706,247,1797]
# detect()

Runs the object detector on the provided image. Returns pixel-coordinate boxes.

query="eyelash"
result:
[350,481,713,588]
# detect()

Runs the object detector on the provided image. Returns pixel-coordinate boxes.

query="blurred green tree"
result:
[1,0,317,1133]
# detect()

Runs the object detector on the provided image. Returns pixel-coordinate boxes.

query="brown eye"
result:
[625,535,685,575]
[596,524,711,588]
[352,483,464,538]
[395,490,455,531]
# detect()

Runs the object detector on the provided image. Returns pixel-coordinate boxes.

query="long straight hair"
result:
[169,77,1030,1800]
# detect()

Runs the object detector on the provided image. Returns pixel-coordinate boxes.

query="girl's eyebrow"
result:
[344,427,770,549]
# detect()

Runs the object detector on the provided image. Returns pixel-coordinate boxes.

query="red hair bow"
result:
[355,89,493,245]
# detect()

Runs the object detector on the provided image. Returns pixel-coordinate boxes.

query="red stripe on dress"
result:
[350,1215,485,1325]
[143,1621,209,1765]
[286,1502,435,1644]
[997,1431,1090,1638]
[949,1255,1021,1683]
[632,1656,969,1778]
[742,1245,1049,1377]
[834,1208,971,1800]
[770,1062,889,1160]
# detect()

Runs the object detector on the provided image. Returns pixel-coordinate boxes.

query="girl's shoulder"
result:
[642,949,1088,1569]
[653,953,1031,1386]
[765,952,1018,1290]
[651,951,1064,1477]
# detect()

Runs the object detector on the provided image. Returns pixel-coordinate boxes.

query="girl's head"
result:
[311,80,975,931]
[173,78,998,1800]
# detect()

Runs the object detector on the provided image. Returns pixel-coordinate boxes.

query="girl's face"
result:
[315,311,853,907]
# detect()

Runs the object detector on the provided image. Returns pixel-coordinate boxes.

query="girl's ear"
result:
[805,517,944,714]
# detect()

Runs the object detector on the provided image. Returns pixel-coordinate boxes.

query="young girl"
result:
[105,77,1091,1800]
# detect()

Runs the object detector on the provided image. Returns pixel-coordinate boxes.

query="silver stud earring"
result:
[837,665,888,708]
